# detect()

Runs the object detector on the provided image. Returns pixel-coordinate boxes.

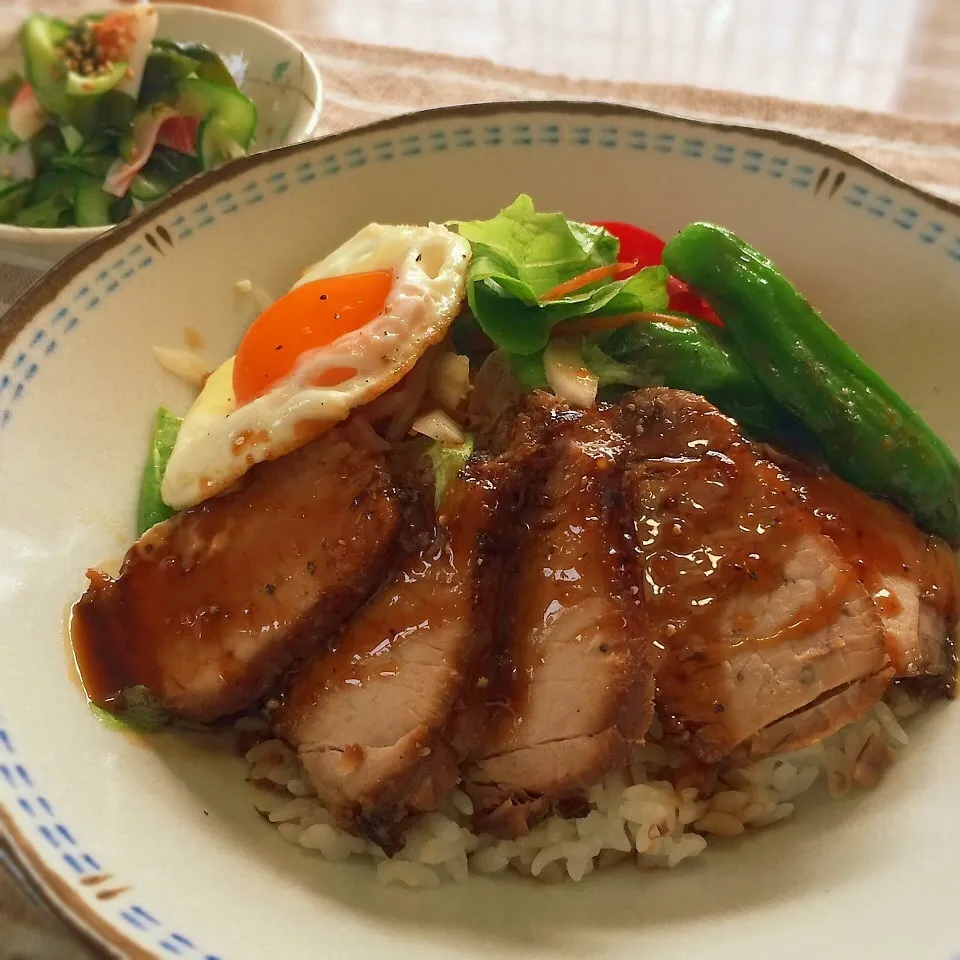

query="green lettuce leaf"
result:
[457,194,619,298]
[454,195,669,356]
[510,351,549,391]
[427,433,475,506]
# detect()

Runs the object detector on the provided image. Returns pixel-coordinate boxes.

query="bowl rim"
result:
[3,96,960,959]
[0,1,324,243]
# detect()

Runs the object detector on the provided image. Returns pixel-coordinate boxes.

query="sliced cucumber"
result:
[139,50,198,107]
[60,123,83,153]
[51,150,112,179]
[128,170,168,202]
[109,193,132,223]
[195,115,243,170]
[73,175,112,226]
[19,15,71,118]
[176,43,236,88]
[65,61,128,98]
[96,90,136,138]
[129,144,200,201]
[147,144,201,183]
[153,40,237,89]
[177,78,255,169]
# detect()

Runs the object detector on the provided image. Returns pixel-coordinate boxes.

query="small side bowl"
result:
[0,3,323,266]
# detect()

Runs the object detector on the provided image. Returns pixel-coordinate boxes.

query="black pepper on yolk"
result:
[232,269,394,405]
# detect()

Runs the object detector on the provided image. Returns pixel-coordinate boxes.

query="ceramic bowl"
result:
[0,3,323,267]
[1,101,959,960]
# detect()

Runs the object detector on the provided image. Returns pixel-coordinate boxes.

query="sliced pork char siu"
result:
[73,430,400,724]
[743,670,893,760]
[273,409,547,853]
[465,403,655,839]
[782,464,959,690]
[617,388,893,762]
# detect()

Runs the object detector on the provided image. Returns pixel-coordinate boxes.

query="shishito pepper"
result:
[662,222,960,543]
[137,406,181,535]
[583,314,816,450]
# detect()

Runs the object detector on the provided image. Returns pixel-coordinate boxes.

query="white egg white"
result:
[161,222,471,510]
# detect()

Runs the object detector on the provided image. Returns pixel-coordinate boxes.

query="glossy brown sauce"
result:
[750,569,860,649]
[275,456,513,765]
[618,398,862,745]
[631,442,822,666]
[69,558,124,705]
[71,564,166,710]
[71,434,401,723]
[318,543,447,692]
[320,466,500,692]
[788,466,960,623]
[483,408,642,749]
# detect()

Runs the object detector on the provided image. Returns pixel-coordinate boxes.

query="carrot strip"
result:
[558,311,693,337]
[539,260,637,302]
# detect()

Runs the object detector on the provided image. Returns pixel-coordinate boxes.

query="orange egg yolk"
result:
[232,269,393,405]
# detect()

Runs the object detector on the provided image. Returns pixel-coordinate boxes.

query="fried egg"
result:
[161,222,471,510]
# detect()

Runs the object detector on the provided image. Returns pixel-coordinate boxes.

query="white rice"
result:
[245,698,912,887]
[235,277,276,313]
[152,345,211,386]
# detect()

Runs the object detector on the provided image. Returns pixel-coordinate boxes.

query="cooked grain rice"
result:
[246,696,913,887]
[152,346,210,386]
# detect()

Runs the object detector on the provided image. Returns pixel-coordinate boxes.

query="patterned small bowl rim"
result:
[0,1,324,246]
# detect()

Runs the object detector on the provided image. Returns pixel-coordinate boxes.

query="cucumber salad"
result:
[0,5,256,228]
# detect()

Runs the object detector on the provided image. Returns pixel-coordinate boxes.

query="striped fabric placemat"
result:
[303,35,960,204]
[3,30,960,960]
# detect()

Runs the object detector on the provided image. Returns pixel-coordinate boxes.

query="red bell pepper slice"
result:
[591,220,721,326]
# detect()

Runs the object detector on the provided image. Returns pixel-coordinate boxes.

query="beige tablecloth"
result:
[3,32,960,960]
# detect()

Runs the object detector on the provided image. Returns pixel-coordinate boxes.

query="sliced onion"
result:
[153,345,210,386]
[383,348,436,442]
[429,351,470,411]
[410,408,465,445]
[466,349,522,432]
[543,336,598,409]
[362,388,409,426]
